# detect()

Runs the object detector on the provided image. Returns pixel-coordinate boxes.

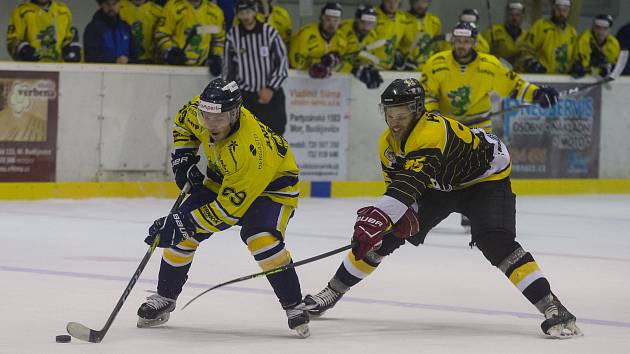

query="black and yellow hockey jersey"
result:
[516,18,577,74]
[7,1,76,62]
[155,0,225,66]
[119,0,163,62]
[575,29,620,76]
[172,98,299,233]
[421,50,539,131]
[379,111,511,207]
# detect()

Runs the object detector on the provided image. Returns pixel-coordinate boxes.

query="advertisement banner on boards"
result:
[283,76,350,180]
[501,83,601,178]
[0,71,59,181]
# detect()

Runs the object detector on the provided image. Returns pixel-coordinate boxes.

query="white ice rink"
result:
[1,195,629,354]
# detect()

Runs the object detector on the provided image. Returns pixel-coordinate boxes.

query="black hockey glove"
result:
[393,50,406,71]
[522,58,547,74]
[145,212,196,248]
[165,47,187,65]
[569,61,586,78]
[320,52,341,69]
[533,85,559,109]
[62,44,82,62]
[171,151,205,191]
[353,66,383,89]
[309,63,332,79]
[207,54,222,77]
[590,45,608,69]
[17,43,40,62]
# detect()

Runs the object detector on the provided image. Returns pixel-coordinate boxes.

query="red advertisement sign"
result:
[0,71,59,181]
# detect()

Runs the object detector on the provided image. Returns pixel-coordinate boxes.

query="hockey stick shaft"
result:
[181,243,354,310]
[66,183,191,343]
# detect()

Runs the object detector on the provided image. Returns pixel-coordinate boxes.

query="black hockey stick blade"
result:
[181,243,354,310]
[65,183,191,343]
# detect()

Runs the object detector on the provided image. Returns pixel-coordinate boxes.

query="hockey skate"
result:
[137,293,176,328]
[285,302,311,338]
[541,295,583,339]
[304,284,344,316]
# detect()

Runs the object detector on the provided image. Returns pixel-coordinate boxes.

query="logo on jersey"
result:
[447,85,471,116]
[554,43,569,73]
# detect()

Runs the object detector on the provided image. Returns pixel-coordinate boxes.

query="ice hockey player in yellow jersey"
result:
[7,0,81,62]
[516,0,577,74]
[482,1,527,66]
[154,0,225,74]
[436,9,489,54]
[399,0,442,71]
[373,0,413,70]
[289,2,348,79]
[338,5,383,89]
[233,0,292,47]
[119,0,163,63]
[422,21,559,132]
[138,78,311,338]
[570,14,621,78]
[304,78,583,340]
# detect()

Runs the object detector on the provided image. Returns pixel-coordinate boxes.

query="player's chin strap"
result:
[180,243,355,310]
[486,49,629,119]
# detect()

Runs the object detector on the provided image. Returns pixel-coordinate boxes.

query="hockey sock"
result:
[266,265,303,308]
[498,246,552,310]
[331,251,384,291]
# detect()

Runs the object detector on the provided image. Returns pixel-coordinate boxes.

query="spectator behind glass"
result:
[6,0,81,62]
[617,21,630,75]
[84,0,138,64]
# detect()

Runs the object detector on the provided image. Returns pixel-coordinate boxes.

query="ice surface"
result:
[1,195,629,354]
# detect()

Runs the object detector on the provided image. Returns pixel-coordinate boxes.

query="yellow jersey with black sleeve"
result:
[400,11,442,71]
[421,50,539,131]
[7,1,75,62]
[379,111,511,207]
[289,22,348,71]
[482,24,527,64]
[516,18,577,74]
[172,98,299,233]
[119,0,163,62]
[154,0,225,66]
[337,19,381,72]
[373,6,412,70]
[575,30,620,76]
[233,5,292,46]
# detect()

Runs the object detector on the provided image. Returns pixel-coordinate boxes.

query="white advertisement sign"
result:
[284,76,350,180]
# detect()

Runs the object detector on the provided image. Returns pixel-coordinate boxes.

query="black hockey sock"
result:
[498,246,552,308]
[157,258,191,300]
[266,264,303,309]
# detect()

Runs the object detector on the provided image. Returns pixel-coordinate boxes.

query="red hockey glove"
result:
[393,207,420,239]
[352,206,392,260]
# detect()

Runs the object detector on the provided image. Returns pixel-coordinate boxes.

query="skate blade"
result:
[137,313,170,328]
[546,322,583,339]
[294,324,310,338]
[307,310,327,318]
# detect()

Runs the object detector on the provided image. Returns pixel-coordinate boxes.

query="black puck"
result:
[56,334,71,343]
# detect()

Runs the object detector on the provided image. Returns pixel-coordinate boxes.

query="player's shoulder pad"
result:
[273,5,290,19]
[426,12,441,26]
[405,112,447,152]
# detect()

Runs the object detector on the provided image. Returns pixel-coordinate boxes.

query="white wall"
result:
[1,62,628,181]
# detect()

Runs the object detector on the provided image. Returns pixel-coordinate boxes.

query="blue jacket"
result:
[84,9,138,63]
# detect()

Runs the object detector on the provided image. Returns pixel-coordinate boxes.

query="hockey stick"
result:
[486,49,629,119]
[486,0,496,56]
[66,183,191,343]
[181,243,354,310]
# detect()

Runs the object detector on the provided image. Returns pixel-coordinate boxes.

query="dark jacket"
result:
[617,23,630,75]
[83,9,137,63]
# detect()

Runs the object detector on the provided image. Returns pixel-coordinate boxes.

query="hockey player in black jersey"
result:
[304,78,582,339]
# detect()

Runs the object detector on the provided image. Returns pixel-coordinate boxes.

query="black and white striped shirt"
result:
[223,22,288,92]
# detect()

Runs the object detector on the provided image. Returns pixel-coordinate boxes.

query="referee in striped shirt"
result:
[223,0,289,135]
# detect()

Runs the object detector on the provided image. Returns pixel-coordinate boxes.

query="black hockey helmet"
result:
[379,78,425,117]
[321,2,343,17]
[355,4,377,22]
[236,0,258,12]
[593,14,613,28]
[460,8,480,24]
[452,21,478,39]
[199,79,242,114]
